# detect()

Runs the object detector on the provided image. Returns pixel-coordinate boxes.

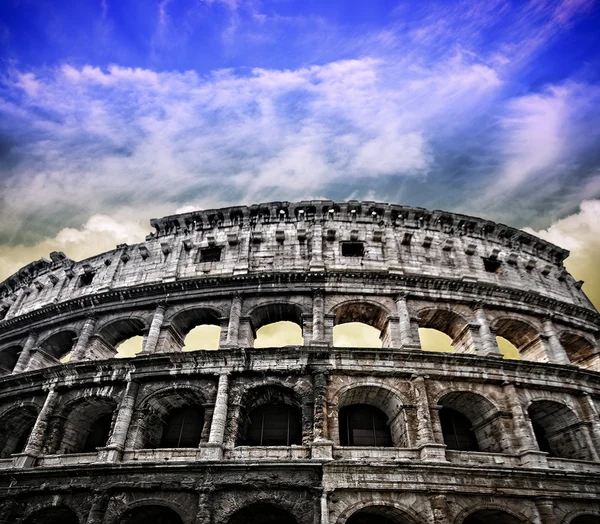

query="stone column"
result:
[12,332,37,374]
[502,382,547,467]
[395,294,413,347]
[430,494,451,524]
[200,405,215,444]
[16,387,59,467]
[101,380,140,462]
[320,491,330,524]
[310,223,325,271]
[205,373,229,459]
[225,294,242,346]
[411,375,446,461]
[86,493,109,524]
[195,492,211,524]
[312,290,325,344]
[312,371,333,459]
[535,499,558,524]
[70,316,97,362]
[474,306,501,356]
[542,318,570,365]
[385,225,402,273]
[143,303,166,354]
[578,394,600,455]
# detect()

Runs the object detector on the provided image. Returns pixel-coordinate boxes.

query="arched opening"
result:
[418,328,455,353]
[438,391,506,453]
[333,302,388,348]
[336,385,407,447]
[170,307,222,351]
[528,400,593,460]
[463,509,523,524]
[0,405,37,457]
[496,336,520,360]
[346,505,416,524]
[0,345,21,373]
[96,318,146,359]
[39,330,76,361]
[238,386,303,446]
[571,516,600,524]
[559,332,599,369]
[418,309,468,352]
[23,507,79,524]
[49,397,116,454]
[250,303,305,348]
[117,505,183,524]
[227,502,298,524]
[115,336,144,358]
[159,406,205,448]
[339,405,392,447]
[493,318,544,361]
[136,388,207,450]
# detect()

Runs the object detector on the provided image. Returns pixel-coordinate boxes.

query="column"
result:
[535,499,558,524]
[411,375,446,461]
[70,316,97,362]
[312,372,333,459]
[143,303,166,354]
[429,494,451,524]
[86,494,109,524]
[312,290,325,343]
[578,394,600,455]
[16,388,59,467]
[101,380,140,462]
[320,491,330,524]
[205,374,229,459]
[195,492,211,524]
[542,318,570,365]
[225,294,242,346]
[474,306,501,356]
[395,294,414,347]
[385,225,402,273]
[310,223,325,271]
[12,332,37,374]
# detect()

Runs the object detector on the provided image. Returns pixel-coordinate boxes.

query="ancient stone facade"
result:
[0,200,599,524]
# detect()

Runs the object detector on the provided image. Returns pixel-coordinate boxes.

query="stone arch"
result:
[334,384,408,447]
[458,507,530,524]
[436,390,508,453]
[22,505,80,524]
[248,302,306,347]
[417,308,470,353]
[94,317,147,358]
[567,513,600,524]
[492,316,545,361]
[237,384,304,446]
[38,330,77,360]
[527,399,594,460]
[336,500,425,524]
[331,300,391,348]
[115,504,184,524]
[166,306,224,351]
[0,344,21,373]
[46,394,117,454]
[559,331,599,369]
[131,385,208,449]
[225,502,299,524]
[0,403,38,457]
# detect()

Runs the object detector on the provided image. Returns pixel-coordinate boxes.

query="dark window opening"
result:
[200,247,222,263]
[532,420,553,455]
[245,404,301,446]
[160,406,204,448]
[347,512,396,524]
[341,242,365,257]
[439,407,479,451]
[339,404,392,447]
[14,422,35,455]
[82,413,113,452]
[79,273,95,286]
[482,257,502,273]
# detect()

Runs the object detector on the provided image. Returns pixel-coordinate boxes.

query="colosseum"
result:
[0,200,599,524]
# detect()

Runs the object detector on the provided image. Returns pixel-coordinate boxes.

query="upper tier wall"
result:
[0,200,594,322]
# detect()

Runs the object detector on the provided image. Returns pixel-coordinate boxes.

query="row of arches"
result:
[16,502,600,524]
[1,384,596,463]
[2,301,597,372]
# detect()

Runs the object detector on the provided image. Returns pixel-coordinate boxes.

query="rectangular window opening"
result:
[341,242,365,257]
[199,247,222,263]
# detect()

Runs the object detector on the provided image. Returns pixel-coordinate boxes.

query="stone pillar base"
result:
[418,443,448,462]
[12,452,38,468]
[97,446,123,462]
[311,439,334,460]
[200,442,224,460]
[388,266,404,275]
[519,450,548,468]
[309,262,326,272]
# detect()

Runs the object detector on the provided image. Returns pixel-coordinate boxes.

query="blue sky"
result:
[1,0,600,304]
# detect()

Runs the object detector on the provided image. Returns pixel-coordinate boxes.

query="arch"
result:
[49,396,117,454]
[159,406,205,448]
[0,404,38,457]
[462,508,527,524]
[418,328,455,353]
[559,331,599,367]
[39,330,77,360]
[135,386,207,449]
[249,303,305,347]
[226,502,298,524]
[0,345,21,373]
[339,404,392,447]
[417,309,469,353]
[437,391,506,453]
[116,505,183,524]
[97,317,146,349]
[237,384,303,446]
[168,306,222,347]
[492,317,544,361]
[336,500,425,524]
[570,515,600,524]
[23,506,80,524]
[345,505,418,524]
[332,301,389,332]
[336,385,407,447]
[527,399,593,460]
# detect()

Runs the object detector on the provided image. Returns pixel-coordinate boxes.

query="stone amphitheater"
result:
[1,200,599,524]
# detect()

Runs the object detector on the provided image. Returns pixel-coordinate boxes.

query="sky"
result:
[0,0,599,309]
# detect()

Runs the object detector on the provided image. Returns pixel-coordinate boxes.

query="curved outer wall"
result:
[0,200,599,524]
